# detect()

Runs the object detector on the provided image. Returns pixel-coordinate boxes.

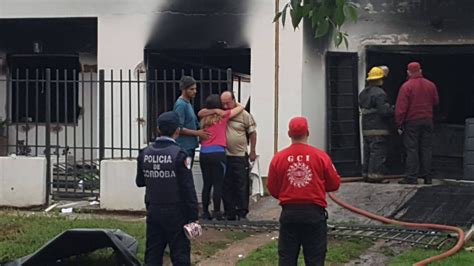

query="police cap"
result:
[157,111,180,135]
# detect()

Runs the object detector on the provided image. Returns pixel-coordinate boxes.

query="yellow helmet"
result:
[366,67,385,81]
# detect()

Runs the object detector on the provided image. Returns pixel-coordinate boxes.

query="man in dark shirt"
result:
[136,111,199,266]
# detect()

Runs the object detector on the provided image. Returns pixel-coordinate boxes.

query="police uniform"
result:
[136,111,198,266]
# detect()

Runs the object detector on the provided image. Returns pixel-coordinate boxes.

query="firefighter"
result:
[359,67,395,183]
[136,111,199,266]
[267,116,341,266]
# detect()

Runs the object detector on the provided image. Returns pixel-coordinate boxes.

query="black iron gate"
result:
[1,66,237,200]
[326,52,361,177]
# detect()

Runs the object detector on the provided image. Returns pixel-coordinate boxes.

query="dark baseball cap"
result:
[157,111,180,133]
[179,76,197,90]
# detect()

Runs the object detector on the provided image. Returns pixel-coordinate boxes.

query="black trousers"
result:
[278,204,328,266]
[199,152,227,213]
[403,120,433,181]
[223,156,250,218]
[362,135,388,179]
[145,205,190,266]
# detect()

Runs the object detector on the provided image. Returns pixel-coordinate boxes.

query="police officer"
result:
[136,111,199,266]
[359,67,394,183]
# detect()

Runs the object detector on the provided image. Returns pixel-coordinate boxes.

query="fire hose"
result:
[329,178,465,266]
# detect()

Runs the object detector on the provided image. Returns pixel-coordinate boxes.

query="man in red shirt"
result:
[395,62,439,185]
[267,116,341,266]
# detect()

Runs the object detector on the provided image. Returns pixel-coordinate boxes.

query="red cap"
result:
[288,116,309,137]
[407,62,421,72]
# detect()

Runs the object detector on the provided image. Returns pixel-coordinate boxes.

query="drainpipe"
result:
[274,0,280,154]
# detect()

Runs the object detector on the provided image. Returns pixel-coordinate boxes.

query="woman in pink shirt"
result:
[199,94,244,220]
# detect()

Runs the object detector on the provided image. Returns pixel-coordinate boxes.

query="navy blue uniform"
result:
[136,137,198,266]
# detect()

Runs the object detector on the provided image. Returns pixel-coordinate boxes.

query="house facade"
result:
[1,0,473,204]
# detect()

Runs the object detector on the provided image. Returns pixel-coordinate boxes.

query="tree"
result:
[274,0,358,47]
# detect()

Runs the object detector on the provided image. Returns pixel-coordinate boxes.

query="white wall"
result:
[100,159,145,211]
[302,25,328,151]
[249,1,307,176]
[0,156,46,207]
[100,159,203,211]
[0,0,310,177]
[99,15,153,158]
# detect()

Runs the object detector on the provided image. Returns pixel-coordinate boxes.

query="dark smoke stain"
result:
[145,0,251,50]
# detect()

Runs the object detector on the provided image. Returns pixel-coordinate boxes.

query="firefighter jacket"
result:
[359,85,394,136]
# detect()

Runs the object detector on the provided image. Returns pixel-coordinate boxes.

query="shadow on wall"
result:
[146,0,251,50]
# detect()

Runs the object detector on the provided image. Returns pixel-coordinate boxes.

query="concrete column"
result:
[100,159,145,211]
[0,156,47,207]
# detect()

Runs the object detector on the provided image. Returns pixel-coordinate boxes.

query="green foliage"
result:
[0,212,251,264]
[238,238,373,265]
[0,116,8,128]
[274,0,358,48]
[389,241,474,266]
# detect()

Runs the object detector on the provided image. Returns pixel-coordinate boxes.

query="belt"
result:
[362,129,390,136]
[360,108,378,115]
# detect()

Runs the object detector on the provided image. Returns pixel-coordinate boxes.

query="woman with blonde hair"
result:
[199,94,244,220]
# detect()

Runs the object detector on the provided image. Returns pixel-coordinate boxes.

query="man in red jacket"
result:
[395,62,439,185]
[267,116,341,266]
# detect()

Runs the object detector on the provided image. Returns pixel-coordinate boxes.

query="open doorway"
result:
[366,45,474,178]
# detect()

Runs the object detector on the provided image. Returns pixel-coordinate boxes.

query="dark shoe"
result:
[213,211,224,221]
[201,211,212,220]
[424,177,432,185]
[398,179,418,185]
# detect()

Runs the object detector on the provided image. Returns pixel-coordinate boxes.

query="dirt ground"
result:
[247,181,433,224]
[197,232,278,266]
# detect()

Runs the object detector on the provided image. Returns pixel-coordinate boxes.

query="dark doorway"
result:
[8,54,81,124]
[0,18,97,54]
[326,52,361,177]
[367,45,474,178]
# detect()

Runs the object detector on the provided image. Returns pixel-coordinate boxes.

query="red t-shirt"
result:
[201,110,231,148]
[267,143,341,208]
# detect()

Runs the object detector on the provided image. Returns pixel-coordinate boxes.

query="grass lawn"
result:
[237,238,373,266]
[239,237,474,266]
[0,211,249,265]
[388,240,474,266]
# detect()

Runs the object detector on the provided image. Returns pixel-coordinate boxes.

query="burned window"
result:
[8,55,81,124]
